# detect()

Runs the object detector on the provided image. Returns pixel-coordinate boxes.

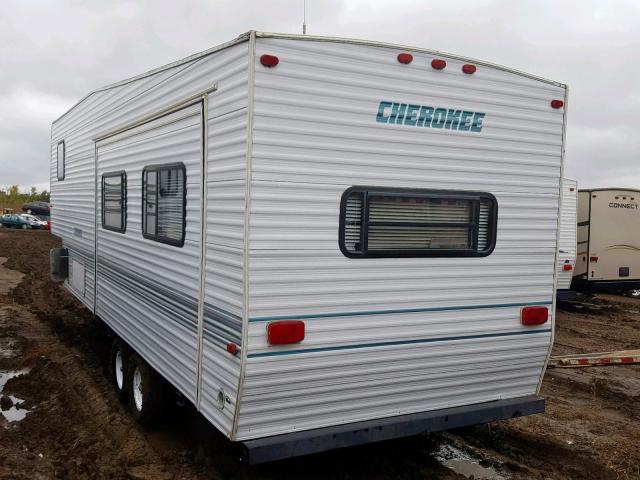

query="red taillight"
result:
[551,99,564,109]
[226,342,238,355]
[521,306,549,326]
[431,59,447,70]
[397,53,413,64]
[267,320,305,345]
[563,264,573,271]
[590,256,598,262]
[260,54,279,67]
[462,64,476,74]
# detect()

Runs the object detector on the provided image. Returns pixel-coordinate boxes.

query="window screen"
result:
[142,163,186,247]
[57,141,65,181]
[102,172,126,232]
[340,187,497,258]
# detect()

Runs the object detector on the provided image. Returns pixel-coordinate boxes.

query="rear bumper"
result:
[241,395,544,464]
[572,279,640,292]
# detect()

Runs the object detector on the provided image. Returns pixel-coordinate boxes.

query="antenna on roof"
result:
[302,0,307,34]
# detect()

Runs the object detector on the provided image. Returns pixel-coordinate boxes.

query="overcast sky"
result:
[1,0,638,191]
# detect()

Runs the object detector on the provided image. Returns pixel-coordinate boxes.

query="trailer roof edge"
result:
[256,32,567,89]
[54,30,567,125]
[53,31,252,125]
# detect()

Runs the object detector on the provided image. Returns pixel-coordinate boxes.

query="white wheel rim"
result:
[114,350,124,390]
[133,367,143,412]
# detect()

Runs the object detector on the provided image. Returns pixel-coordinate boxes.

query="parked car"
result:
[20,214,48,229]
[0,214,36,229]
[21,201,50,216]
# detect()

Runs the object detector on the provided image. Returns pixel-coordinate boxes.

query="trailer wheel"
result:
[109,340,129,402]
[128,355,167,426]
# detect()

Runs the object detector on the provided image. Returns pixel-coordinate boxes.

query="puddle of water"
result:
[435,444,508,480]
[0,369,30,423]
[2,395,29,422]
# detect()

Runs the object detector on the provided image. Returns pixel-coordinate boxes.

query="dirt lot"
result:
[0,229,639,480]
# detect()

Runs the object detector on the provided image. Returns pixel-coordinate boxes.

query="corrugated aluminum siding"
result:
[51,41,249,436]
[557,179,577,289]
[238,37,565,440]
[96,104,203,401]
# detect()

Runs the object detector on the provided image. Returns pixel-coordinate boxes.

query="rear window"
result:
[339,187,497,258]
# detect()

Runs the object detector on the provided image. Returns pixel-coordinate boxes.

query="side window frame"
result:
[101,171,127,233]
[57,140,66,181]
[338,186,498,259]
[142,162,186,247]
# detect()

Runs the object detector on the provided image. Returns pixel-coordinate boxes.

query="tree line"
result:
[0,185,50,207]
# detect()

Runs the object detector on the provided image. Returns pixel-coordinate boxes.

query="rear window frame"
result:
[338,186,498,259]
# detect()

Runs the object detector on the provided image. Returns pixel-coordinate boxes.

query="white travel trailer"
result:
[556,179,577,295]
[50,31,567,463]
[574,188,640,291]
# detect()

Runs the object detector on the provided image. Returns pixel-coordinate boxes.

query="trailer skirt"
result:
[241,395,544,464]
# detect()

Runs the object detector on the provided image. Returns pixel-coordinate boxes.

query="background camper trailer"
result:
[50,31,568,463]
[574,188,640,291]
[556,179,577,297]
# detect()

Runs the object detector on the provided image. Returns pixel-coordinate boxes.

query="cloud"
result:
[0,0,638,190]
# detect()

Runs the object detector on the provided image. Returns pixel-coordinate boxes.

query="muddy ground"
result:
[0,229,638,480]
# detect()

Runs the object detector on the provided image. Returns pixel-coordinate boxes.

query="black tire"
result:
[127,354,168,426]
[109,340,129,403]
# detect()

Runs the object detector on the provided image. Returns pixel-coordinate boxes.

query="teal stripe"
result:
[249,301,551,323]
[248,328,552,358]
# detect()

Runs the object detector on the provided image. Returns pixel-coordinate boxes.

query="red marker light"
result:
[551,99,564,109]
[563,264,573,271]
[226,342,238,355]
[521,306,549,326]
[397,53,413,64]
[462,64,476,74]
[431,59,447,70]
[260,54,279,67]
[267,320,305,345]
[590,256,598,262]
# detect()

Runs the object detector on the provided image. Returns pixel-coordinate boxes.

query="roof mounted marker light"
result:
[260,54,279,67]
[397,53,413,64]
[551,99,564,109]
[267,320,305,345]
[521,306,549,326]
[462,64,477,74]
[431,59,447,70]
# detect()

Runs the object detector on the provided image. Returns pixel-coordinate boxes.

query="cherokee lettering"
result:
[376,101,486,133]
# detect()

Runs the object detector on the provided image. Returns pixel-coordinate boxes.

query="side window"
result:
[102,172,127,233]
[339,186,497,258]
[57,141,65,181]
[142,163,186,247]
